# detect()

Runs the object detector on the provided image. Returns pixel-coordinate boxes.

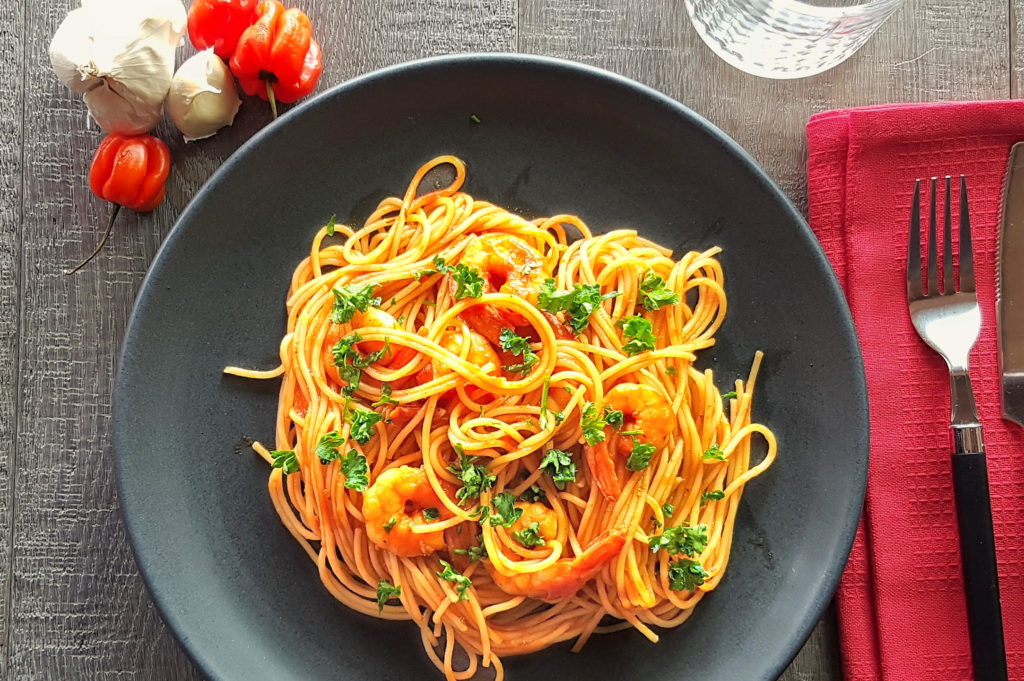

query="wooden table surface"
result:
[1,0,1017,678]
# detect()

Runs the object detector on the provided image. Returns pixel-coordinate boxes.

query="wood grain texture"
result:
[0,0,24,677]
[518,0,1010,678]
[4,2,515,680]
[3,0,1015,680]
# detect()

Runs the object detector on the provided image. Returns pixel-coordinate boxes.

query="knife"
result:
[999,142,1024,427]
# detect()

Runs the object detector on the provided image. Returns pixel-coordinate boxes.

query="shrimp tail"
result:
[585,441,621,501]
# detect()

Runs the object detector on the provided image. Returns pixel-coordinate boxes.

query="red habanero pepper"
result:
[66,134,171,275]
[229,0,322,118]
[187,0,258,60]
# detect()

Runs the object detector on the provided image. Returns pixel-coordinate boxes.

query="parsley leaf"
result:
[414,255,452,280]
[447,446,496,502]
[451,264,485,299]
[332,333,390,395]
[639,270,680,311]
[382,516,397,532]
[702,443,727,461]
[536,279,620,334]
[626,441,656,471]
[453,535,487,562]
[662,503,675,518]
[649,524,709,556]
[667,558,709,592]
[603,407,624,430]
[665,366,678,376]
[325,214,337,236]
[499,328,539,374]
[345,406,383,445]
[539,449,577,489]
[488,492,523,527]
[437,560,472,600]
[720,390,737,400]
[270,449,299,474]
[617,316,657,355]
[331,283,381,324]
[315,431,346,463]
[519,484,547,503]
[511,521,546,548]
[372,382,399,407]
[422,507,440,521]
[700,490,725,507]
[376,579,401,611]
[580,402,609,446]
[340,449,369,491]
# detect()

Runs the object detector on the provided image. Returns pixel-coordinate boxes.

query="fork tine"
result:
[943,176,954,294]
[959,174,975,293]
[927,177,939,296]
[907,179,922,300]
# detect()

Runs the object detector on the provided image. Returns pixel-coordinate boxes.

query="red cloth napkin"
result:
[807,102,1024,681]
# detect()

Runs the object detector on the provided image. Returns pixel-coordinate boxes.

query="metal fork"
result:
[907,175,1008,681]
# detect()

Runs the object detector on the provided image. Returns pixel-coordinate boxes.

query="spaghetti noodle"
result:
[225,156,777,681]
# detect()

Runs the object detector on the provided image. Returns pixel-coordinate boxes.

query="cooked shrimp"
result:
[414,327,501,401]
[363,466,451,557]
[487,529,626,601]
[510,502,558,543]
[324,308,416,387]
[585,383,675,501]
[458,234,547,341]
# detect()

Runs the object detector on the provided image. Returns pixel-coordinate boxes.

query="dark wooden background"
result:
[1,0,1016,678]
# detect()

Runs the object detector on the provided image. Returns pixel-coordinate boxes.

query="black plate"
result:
[114,54,867,681]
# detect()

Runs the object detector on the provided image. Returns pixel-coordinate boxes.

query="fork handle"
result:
[950,443,1008,681]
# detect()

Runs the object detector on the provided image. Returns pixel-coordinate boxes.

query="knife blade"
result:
[998,142,1024,427]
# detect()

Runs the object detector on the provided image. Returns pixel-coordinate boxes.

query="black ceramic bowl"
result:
[114,54,867,681]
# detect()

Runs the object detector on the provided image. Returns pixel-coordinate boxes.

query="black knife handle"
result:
[951,450,1008,681]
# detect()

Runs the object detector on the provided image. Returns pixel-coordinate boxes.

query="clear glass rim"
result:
[778,0,906,18]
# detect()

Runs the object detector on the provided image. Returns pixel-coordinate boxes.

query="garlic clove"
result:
[167,49,242,142]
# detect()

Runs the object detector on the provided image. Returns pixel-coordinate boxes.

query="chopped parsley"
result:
[448,445,496,502]
[665,366,678,376]
[618,316,657,355]
[639,270,680,311]
[539,377,552,429]
[487,492,523,527]
[721,390,737,400]
[340,449,369,491]
[372,382,400,407]
[626,441,656,471]
[536,279,620,334]
[539,448,577,489]
[519,484,547,503]
[325,214,337,236]
[315,431,346,463]
[330,282,381,324]
[451,264,485,299]
[701,490,725,506]
[667,558,709,592]
[269,449,299,474]
[453,535,487,562]
[376,579,401,610]
[414,255,452,280]
[603,407,624,430]
[344,406,383,445]
[437,560,472,600]
[422,507,440,521]
[702,443,727,461]
[649,524,709,556]
[511,521,546,548]
[499,328,539,373]
[662,503,675,518]
[469,113,481,124]
[382,516,397,532]
[580,401,609,446]
[332,333,390,395]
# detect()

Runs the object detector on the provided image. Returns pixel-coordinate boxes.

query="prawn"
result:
[510,502,559,543]
[585,383,675,501]
[323,308,417,387]
[457,234,548,343]
[487,529,626,601]
[363,466,452,557]
[414,327,502,391]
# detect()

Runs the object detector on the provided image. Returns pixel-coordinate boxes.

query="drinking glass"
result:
[684,0,906,79]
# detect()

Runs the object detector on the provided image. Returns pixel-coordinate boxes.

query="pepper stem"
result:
[265,80,278,119]
[65,203,122,275]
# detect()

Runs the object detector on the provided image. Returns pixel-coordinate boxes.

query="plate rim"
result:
[113,51,868,681]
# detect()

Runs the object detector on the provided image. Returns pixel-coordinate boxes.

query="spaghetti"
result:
[225,156,777,681]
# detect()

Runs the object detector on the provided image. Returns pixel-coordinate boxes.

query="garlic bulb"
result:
[49,0,187,135]
[167,50,241,142]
